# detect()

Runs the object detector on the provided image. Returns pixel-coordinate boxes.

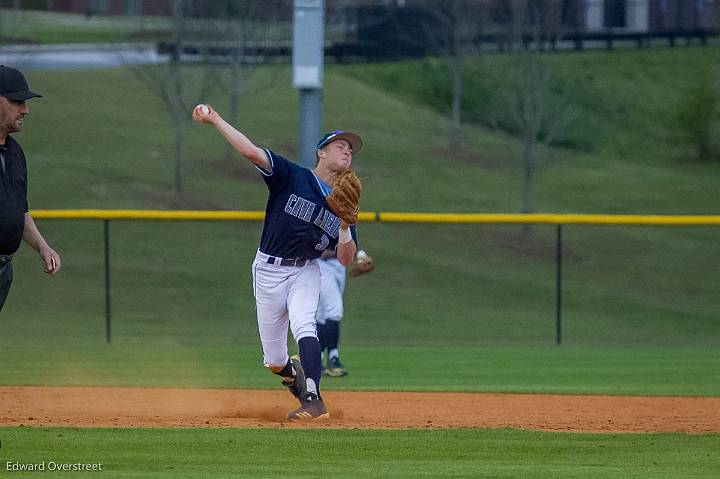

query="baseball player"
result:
[193,104,361,420]
[317,248,374,377]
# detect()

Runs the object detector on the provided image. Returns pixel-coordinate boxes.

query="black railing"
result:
[31,210,720,345]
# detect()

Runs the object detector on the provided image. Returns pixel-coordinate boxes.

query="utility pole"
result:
[293,0,325,168]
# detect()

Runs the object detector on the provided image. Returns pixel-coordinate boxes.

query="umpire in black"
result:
[0,65,61,313]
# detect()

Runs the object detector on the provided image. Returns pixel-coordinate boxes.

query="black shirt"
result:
[0,135,28,255]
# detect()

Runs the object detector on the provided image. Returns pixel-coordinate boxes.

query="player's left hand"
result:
[327,169,362,225]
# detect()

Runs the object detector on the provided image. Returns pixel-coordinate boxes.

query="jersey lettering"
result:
[313,208,341,239]
[298,198,314,222]
[315,234,330,251]
[285,194,317,223]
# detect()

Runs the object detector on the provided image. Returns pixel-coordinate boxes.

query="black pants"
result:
[0,258,12,313]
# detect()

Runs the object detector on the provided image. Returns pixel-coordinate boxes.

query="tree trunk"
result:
[171,0,185,62]
[450,54,463,148]
[521,133,536,239]
[174,117,186,194]
[225,19,244,161]
[170,0,186,193]
[225,68,241,162]
[170,62,185,193]
[449,0,463,148]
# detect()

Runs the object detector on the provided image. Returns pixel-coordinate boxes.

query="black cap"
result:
[0,65,42,101]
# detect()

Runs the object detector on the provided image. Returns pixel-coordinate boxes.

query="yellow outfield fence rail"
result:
[29,210,720,345]
[30,209,720,226]
[31,209,267,221]
[377,212,720,226]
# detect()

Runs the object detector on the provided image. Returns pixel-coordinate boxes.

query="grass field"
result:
[1,428,718,478]
[0,48,717,378]
[1,342,718,396]
[0,8,293,44]
[0,43,718,477]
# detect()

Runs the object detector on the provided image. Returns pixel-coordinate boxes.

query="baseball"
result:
[356,250,368,260]
[198,104,209,115]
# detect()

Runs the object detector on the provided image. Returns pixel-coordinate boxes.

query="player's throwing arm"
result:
[192,104,269,171]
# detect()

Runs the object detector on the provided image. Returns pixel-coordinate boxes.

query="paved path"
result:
[0,43,166,70]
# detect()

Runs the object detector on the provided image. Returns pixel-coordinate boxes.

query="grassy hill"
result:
[0,46,718,393]
[343,45,720,165]
[0,8,171,43]
[342,45,720,217]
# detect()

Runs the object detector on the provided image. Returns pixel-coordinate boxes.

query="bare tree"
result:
[397,0,487,147]
[222,2,252,161]
[512,54,572,214]
[125,0,285,189]
[126,0,220,193]
[440,0,487,147]
[496,0,575,237]
[218,0,283,162]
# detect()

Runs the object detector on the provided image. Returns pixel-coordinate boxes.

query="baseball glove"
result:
[327,169,362,225]
[348,250,374,278]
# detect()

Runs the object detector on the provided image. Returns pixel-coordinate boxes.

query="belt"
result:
[0,254,12,263]
[268,256,311,267]
[257,251,311,267]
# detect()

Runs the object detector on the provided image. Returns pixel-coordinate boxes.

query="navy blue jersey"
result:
[256,150,355,259]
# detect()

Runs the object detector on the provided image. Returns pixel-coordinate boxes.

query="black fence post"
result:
[104,220,111,344]
[556,224,563,345]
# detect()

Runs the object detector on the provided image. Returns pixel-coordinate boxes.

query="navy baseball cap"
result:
[316,130,362,155]
[0,65,42,101]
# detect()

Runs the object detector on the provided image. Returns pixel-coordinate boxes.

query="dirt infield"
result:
[1,386,718,433]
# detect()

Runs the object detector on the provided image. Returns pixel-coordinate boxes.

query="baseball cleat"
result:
[281,355,307,403]
[287,393,330,421]
[325,357,347,377]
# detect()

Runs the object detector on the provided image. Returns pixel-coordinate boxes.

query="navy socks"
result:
[325,319,340,351]
[317,319,340,354]
[298,336,322,396]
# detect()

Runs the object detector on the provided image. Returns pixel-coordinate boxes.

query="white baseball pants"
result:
[251,250,320,368]
[316,258,346,325]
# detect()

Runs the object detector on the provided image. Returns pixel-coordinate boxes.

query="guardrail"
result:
[32,210,720,345]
